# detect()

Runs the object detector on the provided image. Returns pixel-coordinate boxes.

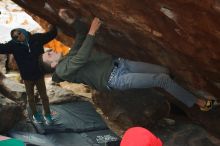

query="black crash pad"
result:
[9,101,120,146]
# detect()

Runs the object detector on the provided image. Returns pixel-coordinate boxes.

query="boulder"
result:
[10,0,220,136]
[92,89,170,129]
[0,54,7,74]
[0,97,22,133]
[0,72,25,102]
[11,0,220,100]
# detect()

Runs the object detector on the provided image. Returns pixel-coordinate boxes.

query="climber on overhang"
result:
[0,24,57,125]
[39,17,215,112]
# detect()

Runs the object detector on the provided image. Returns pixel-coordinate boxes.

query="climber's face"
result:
[42,50,62,68]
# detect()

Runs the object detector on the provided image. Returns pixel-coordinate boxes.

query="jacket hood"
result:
[11,28,30,45]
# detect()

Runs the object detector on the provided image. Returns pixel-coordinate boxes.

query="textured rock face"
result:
[0,54,7,74]
[92,89,170,129]
[12,0,220,99]
[0,97,23,133]
[0,72,25,102]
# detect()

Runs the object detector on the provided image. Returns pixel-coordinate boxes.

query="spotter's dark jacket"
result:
[0,27,57,80]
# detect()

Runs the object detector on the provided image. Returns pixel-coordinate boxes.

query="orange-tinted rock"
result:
[44,39,70,55]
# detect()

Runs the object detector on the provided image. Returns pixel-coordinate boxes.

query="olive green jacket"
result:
[55,30,114,91]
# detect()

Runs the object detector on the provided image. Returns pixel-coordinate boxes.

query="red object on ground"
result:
[120,127,163,146]
[0,135,10,141]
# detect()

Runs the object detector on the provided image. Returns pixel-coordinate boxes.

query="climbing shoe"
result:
[200,99,215,112]
[44,114,54,125]
[33,112,43,124]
